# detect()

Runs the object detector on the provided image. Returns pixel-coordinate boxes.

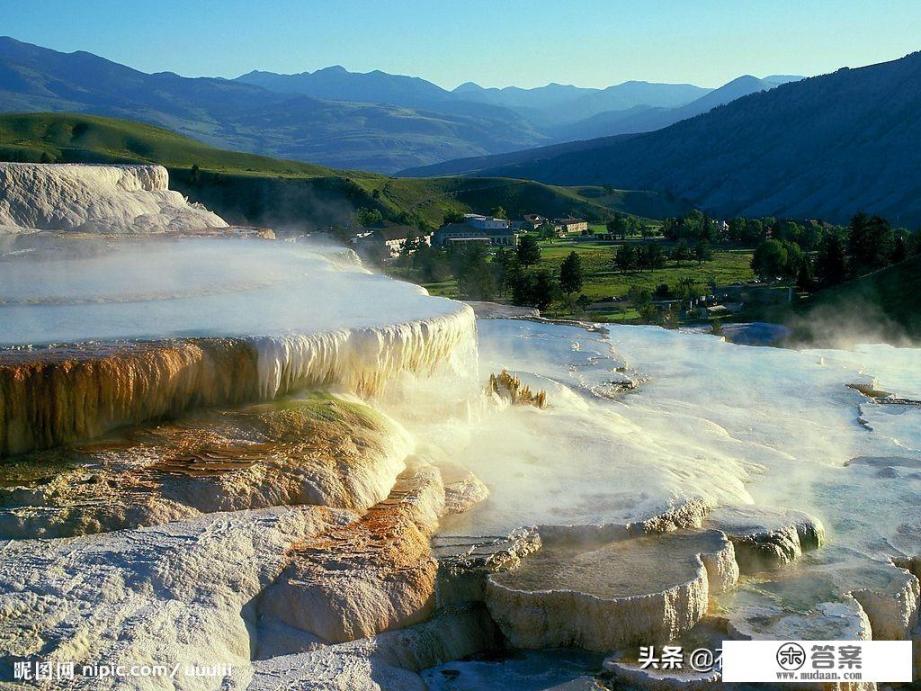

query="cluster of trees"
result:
[663,210,839,250]
[613,240,711,272]
[355,207,384,227]
[751,213,920,287]
[510,248,584,310]
[399,233,586,312]
[661,210,731,243]
[605,213,648,239]
[354,205,429,232]
[750,239,807,283]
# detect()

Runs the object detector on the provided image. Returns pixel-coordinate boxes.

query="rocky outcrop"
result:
[249,605,502,691]
[433,528,542,607]
[252,306,477,401]
[0,394,410,538]
[638,498,713,533]
[847,563,920,640]
[0,339,260,457]
[721,560,919,642]
[728,597,873,641]
[258,465,451,643]
[485,525,737,651]
[0,163,227,233]
[439,461,490,515]
[0,459,492,689]
[0,505,347,690]
[705,505,825,572]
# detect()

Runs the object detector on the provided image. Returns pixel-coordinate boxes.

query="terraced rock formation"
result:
[485,524,738,651]
[0,163,226,233]
[0,394,410,538]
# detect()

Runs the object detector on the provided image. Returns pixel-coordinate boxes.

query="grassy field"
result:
[410,239,755,323]
[536,240,755,301]
[0,112,688,229]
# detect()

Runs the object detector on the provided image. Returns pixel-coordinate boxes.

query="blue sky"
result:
[3,0,920,89]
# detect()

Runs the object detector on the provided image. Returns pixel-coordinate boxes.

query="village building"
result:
[522,213,547,229]
[553,216,589,234]
[462,213,510,230]
[433,214,520,247]
[353,225,431,258]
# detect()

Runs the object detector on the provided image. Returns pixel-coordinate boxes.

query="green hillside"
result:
[786,254,921,343]
[0,112,334,176]
[424,52,921,226]
[0,112,686,228]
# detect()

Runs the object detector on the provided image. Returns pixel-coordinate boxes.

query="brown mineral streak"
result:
[0,339,260,457]
[0,305,476,458]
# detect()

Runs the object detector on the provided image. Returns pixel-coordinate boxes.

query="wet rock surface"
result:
[0,505,346,689]
[0,339,260,456]
[440,462,491,516]
[433,528,542,607]
[0,394,410,538]
[485,525,737,651]
[0,303,476,457]
[705,505,825,573]
[716,555,920,643]
[846,563,920,640]
[249,605,502,691]
[727,592,873,641]
[257,465,452,644]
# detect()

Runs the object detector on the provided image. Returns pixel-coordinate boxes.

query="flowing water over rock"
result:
[410,318,919,687]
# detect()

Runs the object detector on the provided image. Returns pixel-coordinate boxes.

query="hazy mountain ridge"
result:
[435,52,921,224]
[449,79,712,126]
[0,35,804,174]
[234,64,798,157]
[0,37,547,172]
[549,74,802,141]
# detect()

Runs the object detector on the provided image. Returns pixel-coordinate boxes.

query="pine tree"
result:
[516,235,541,267]
[559,251,584,294]
[815,234,848,286]
[531,270,555,310]
[614,244,637,272]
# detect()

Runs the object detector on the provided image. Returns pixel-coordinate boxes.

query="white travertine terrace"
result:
[0,163,226,233]
[0,240,478,456]
[485,526,738,652]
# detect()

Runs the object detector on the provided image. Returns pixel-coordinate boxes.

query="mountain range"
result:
[235,66,800,138]
[0,36,797,172]
[405,52,921,225]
